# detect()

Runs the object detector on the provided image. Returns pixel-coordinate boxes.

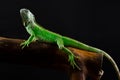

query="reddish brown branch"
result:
[0,37,103,80]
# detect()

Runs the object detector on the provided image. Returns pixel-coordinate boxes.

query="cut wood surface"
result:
[0,37,103,80]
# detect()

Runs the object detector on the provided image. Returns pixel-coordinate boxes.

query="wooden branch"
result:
[0,37,103,80]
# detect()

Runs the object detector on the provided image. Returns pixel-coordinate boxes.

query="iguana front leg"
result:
[20,35,36,49]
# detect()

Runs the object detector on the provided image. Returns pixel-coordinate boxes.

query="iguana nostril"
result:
[20,8,29,14]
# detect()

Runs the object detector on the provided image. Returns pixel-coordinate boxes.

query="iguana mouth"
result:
[20,8,29,26]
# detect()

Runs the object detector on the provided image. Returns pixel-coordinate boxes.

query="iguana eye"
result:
[23,21,31,27]
[26,20,32,26]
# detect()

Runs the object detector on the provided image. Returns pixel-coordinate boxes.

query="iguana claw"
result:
[20,41,29,49]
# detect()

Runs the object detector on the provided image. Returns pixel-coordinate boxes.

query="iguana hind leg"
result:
[56,38,81,70]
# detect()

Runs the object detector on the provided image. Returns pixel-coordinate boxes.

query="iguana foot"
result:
[68,54,81,70]
[20,40,30,49]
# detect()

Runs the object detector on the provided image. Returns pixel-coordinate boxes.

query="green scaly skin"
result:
[20,8,120,79]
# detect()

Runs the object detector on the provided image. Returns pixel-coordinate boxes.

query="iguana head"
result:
[20,8,35,27]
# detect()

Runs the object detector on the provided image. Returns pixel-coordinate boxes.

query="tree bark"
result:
[0,37,103,80]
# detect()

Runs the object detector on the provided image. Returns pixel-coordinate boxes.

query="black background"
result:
[0,0,120,80]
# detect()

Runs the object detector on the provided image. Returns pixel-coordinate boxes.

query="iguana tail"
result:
[102,51,120,80]
[62,36,120,80]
